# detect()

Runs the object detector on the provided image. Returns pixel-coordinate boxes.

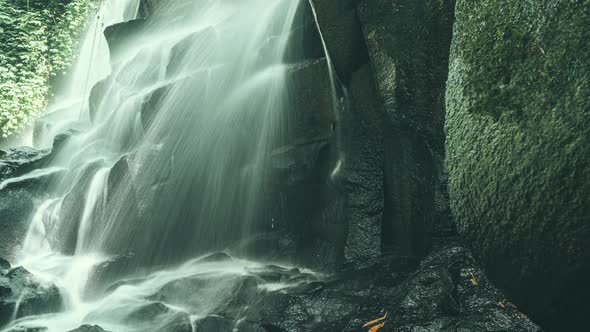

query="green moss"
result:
[0,0,93,137]
[446,0,590,328]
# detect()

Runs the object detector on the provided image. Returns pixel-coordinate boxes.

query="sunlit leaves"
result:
[0,0,92,137]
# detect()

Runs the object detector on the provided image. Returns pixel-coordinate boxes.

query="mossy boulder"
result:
[445,0,590,329]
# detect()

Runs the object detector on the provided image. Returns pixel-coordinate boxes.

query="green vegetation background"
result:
[0,0,92,138]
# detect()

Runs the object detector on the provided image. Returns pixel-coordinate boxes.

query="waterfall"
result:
[35,0,141,148]
[4,0,309,330]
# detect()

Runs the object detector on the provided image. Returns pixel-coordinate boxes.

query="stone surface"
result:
[308,0,369,82]
[66,325,109,332]
[0,265,63,327]
[359,0,454,260]
[104,19,147,65]
[0,146,63,260]
[158,241,539,332]
[445,0,590,330]
[88,77,110,123]
[0,257,10,273]
[340,64,385,265]
[0,147,51,182]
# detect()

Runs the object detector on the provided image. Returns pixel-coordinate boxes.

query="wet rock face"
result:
[0,146,63,260]
[446,0,590,329]
[308,0,369,83]
[66,325,109,332]
[242,242,541,332]
[99,244,535,332]
[103,19,147,65]
[0,263,64,328]
[0,148,51,182]
[355,0,455,261]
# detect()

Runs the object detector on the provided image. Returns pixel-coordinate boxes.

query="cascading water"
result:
[35,0,141,148]
[2,0,323,331]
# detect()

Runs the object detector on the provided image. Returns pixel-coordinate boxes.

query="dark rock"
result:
[266,140,346,267]
[88,77,110,123]
[139,84,169,130]
[340,64,385,265]
[166,27,220,78]
[85,252,137,298]
[0,257,10,272]
[194,315,232,332]
[355,0,455,262]
[0,147,51,182]
[262,58,345,267]
[125,302,171,323]
[104,19,147,65]
[0,276,12,297]
[50,160,105,254]
[6,327,48,332]
[51,129,79,153]
[157,312,192,332]
[196,252,232,263]
[229,231,297,263]
[66,325,109,332]
[445,0,590,330]
[283,2,324,64]
[0,148,63,260]
[103,277,146,294]
[286,59,336,143]
[308,0,369,83]
[240,242,540,332]
[0,266,63,327]
[32,108,84,148]
[138,0,195,21]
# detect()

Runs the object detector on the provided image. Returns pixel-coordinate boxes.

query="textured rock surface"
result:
[309,0,368,83]
[351,0,455,262]
[0,263,64,327]
[66,325,109,332]
[445,0,590,330]
[0,147,60,260]
[340,64,385,265]
[145,242,538,332]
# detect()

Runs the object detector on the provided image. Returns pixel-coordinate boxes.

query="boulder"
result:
[165,28,221,78]
[196,252,232,263]
[66,325,109,332]
[5,327,47,332]
[0,147,51,182]
[308,0,369,83]
[355,0,455,264]
[282,1,324,64]
[157,312,192,332]
[0,147,65,260]
[194,316,232,332]
[0,266,63,327]
[340,64,385,266]
[445,0,590,329]
[104,19,147,65]
[0,257,10,273]
[124,302,171,323]
[85,252,137,298]
[241,241,540,332]
[88,77,110,123]
[286,59,336,143]
[50,160,105,254]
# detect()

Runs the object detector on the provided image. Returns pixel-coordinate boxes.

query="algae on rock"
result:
[445,0,590,329]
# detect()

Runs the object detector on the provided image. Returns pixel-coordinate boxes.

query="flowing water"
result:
[1,0,323,330]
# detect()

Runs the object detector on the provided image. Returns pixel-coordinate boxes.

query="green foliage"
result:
[0,0,93,137]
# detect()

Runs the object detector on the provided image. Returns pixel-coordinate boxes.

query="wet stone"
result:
[196,252,232,263]
[66,325,109,332]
